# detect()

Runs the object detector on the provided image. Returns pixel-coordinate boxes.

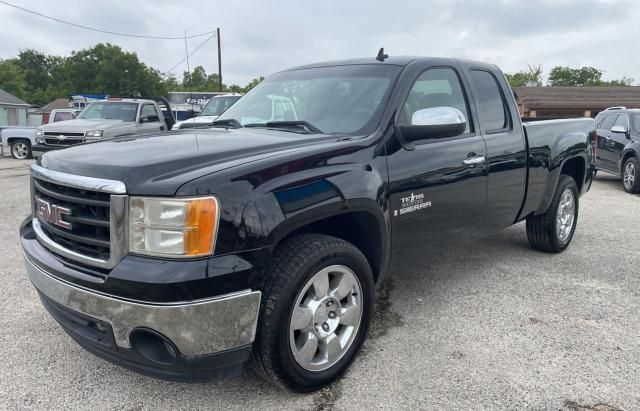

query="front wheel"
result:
[10,139,32,160]
[526,175,579,253]
[622,157,640,194]
[251,234,375,392]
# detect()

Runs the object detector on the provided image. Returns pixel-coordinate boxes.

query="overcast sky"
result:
[0,0,638,86]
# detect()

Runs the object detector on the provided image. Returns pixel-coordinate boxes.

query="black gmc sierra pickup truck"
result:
[21,55,596,392]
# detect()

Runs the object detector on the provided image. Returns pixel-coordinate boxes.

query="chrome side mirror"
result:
[400,107,467,142]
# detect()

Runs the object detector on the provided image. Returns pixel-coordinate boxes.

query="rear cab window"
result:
[469,69,510,133]
[53,112,74,122]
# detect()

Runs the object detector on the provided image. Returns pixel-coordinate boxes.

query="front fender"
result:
[251,163,387,247]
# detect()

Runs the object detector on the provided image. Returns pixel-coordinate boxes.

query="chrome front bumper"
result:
[24,254,261,356]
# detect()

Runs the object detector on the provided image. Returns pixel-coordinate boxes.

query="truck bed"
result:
[519,118,596,220]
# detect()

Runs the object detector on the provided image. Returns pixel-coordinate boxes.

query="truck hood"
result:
[41,119,126,132]
[173,116,218,129]
[39,128,337,195]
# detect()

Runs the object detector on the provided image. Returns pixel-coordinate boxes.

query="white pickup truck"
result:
[1,109,79,159]
[32,98,175,158]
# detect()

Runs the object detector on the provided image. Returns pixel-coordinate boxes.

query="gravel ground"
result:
[0,156,638,410]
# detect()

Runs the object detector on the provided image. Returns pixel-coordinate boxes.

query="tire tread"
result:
[249,233,371,391]
[526,175,578,253]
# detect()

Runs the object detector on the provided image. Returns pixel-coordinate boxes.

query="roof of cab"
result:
[98,98,156,104]
[284,56,498,72]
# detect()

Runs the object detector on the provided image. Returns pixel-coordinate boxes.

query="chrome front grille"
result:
[30,164,127,270]
[43,132,85,146]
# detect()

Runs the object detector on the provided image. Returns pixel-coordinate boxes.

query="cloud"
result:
[0,0,638,86]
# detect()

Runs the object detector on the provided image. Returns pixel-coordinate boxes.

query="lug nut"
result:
[326,300,334,307]
[328,311,336,319]
[322,323,330,332]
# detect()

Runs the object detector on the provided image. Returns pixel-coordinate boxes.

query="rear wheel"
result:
[526,175,579,253]
[10,139,32,160]
[251,234,374,392]
[622,157,640,194]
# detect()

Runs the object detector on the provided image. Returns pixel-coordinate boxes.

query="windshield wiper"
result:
[244,121,324,134]
[209,119,243,129]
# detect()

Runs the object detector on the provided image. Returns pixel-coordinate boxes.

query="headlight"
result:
[35,129,43,137]
[129,196,219,258]
[85,130,103,139]
[36,137,45,144]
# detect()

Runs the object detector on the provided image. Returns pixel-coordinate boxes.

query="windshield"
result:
[200,96,241,116]
[78,102,138,121]
[217,64,401,135]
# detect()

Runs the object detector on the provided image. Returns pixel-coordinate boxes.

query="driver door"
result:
[387,64,488,239]
[138,104,165,134]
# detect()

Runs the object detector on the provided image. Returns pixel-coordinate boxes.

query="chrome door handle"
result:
[463,156,486,166]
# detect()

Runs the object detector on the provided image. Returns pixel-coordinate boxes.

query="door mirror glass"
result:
[400,107,467,141]
[611,125,628,134]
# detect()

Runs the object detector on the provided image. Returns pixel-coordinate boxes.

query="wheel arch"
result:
[560,155,586,193]
[6,136,32,145]
[621,147,638,175]
[266,205,389,286]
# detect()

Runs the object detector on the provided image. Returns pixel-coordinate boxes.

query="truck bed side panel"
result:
[518,118,595,220]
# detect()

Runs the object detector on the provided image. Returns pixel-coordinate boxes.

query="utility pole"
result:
[217,27,222,92]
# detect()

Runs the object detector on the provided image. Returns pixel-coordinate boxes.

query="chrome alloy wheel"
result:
[556,188,576,243]
[624,161,636,190]
[289,265,363,372]
[12,142,29,159]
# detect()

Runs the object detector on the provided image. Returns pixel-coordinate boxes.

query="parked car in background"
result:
[1,109,80,159]
[22,55,595,391]
[33,97,175,158]
[171,93,242,130]
[594,106,640,193]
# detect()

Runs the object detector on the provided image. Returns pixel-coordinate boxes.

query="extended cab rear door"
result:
[460,62,527,229]
[386,61,488,238]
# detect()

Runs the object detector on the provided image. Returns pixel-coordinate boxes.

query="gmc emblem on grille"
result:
[35,198,73,230]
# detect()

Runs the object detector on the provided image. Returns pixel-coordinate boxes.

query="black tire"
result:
[526,175,579,253]
[622,157,640,194]
[250,234,375,392]
[10,139,32,160]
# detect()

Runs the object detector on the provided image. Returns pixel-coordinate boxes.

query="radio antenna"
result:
[376,48,389,62]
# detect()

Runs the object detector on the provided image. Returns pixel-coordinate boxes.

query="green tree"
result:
[0,59,27,99]
[227,84,243,93]
[1,44,269,106]
[505,65,543,87]
[548,66,633,86]
[179,66,228,91]
[62,43,166,96]
[182,66,209,90]
[243,76,264,93]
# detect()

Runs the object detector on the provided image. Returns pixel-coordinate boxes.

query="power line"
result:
[0,0,216,40]
[163,33,216,74]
